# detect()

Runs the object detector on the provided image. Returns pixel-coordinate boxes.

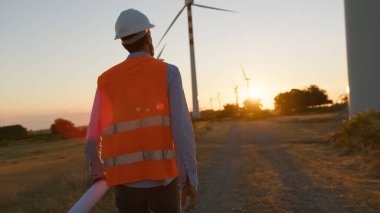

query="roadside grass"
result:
[2,168,89,213]
[194,120,230,172]
[2,166,117,213]
[267,113,380,211]
[329,110,380,148]
[0,120,219,213]
[192,120,214,140]
[0,142,118,213]
[328,110,380,177]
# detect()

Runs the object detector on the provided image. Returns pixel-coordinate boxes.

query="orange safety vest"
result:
[97,55,178,186]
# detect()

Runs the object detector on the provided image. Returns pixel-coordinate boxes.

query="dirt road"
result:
[194,120,356,213]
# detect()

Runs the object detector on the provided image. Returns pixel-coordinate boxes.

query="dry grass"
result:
[240,142,284,212]
[327,110,380,178]
[194,120,231,172]
[266,113,380,211]
[334,110,380,148]
[0,121,219,213]
[0,139,118,212]
[1,114,379,212]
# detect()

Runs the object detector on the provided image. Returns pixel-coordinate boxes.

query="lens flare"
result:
[156,102,164,111]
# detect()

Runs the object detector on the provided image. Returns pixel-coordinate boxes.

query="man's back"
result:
[85,8,198,212]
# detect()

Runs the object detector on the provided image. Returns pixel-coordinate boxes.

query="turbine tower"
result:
[345,0,380,116]
[242,65,251,99]
[229,80,240,108]
[209,96,218,110]
[217,92,221,111]
[233,84,239,107]
[156,0,235,118]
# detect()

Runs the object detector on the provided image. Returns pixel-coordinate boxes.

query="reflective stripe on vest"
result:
[104,150,175,168]
[102,115,170,137]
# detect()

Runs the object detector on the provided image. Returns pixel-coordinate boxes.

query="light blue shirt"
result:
[85,52,198,189]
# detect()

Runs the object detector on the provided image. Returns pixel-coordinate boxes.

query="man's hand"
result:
[92,176,105,184]
[181,183,198,212]
[90,170,105,184]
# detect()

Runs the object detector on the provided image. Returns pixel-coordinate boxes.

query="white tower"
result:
[344,0,380,116]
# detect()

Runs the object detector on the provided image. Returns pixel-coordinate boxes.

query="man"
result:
[85,9,198,213]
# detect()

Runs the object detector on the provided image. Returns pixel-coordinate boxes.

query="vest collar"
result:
[127,52,151,60]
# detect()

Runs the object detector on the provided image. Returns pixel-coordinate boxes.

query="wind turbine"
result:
[156,0,236,118]
[209,96,214,109]
[217,92,221,111]
[209,96,217,110]
[209,95,218,110]
[231,84,240,108]
[241,65,251,99]
[229,79,242,108]
[345,1,380,116]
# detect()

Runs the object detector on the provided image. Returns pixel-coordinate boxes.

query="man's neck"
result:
[130,45,151,56]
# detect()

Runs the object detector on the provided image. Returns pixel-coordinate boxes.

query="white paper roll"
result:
[68,179,109,213]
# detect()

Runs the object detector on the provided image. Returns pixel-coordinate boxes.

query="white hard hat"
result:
[114,9,155,40]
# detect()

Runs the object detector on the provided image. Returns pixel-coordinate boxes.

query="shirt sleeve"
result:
[85,88,105,181]
[167,64,198,189]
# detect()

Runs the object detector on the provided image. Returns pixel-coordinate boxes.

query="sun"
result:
[249,87,263,100]
[239,86,273,109]
[247,87,274,109]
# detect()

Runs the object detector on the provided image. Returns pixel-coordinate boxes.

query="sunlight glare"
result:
[249,87,264,100]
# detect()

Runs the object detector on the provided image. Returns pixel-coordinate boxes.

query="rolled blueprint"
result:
[68,179,109,213]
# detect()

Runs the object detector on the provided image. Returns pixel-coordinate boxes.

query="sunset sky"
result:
[0,0,348,130]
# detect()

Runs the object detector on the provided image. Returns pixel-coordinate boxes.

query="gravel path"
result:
[193,121,352,213]
[247,122,350,212]
[194,122,244,212]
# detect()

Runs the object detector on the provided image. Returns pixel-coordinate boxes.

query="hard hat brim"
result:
[114,24,155,40]
[121,30,149,45]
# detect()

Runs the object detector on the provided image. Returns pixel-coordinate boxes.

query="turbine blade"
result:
[156,43,167,59]
[241,65,247,80]
[192,4,237,13]
[156,5,186,48]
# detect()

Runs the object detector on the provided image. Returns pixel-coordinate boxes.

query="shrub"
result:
[330,110,380,149]
[0,125,28,140]
[51,118,86,139]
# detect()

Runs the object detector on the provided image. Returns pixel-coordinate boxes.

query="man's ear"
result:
[146,32,154,56]
[145,33,153,45]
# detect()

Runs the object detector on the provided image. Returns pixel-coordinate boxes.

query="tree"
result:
[274,85,332,114]
[243,98,262,113]
[0,125,28,140]
[200,110,218,119]
[304,85,332,107]
[51,118,81,139]
[219,104,239,117]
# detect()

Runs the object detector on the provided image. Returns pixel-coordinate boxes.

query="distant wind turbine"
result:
[230,83,240,107]
[217,92,221,111]
[156,0,236,118]
[241,65,251,99]
[209,96,216,110]
[229,79,243,108]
